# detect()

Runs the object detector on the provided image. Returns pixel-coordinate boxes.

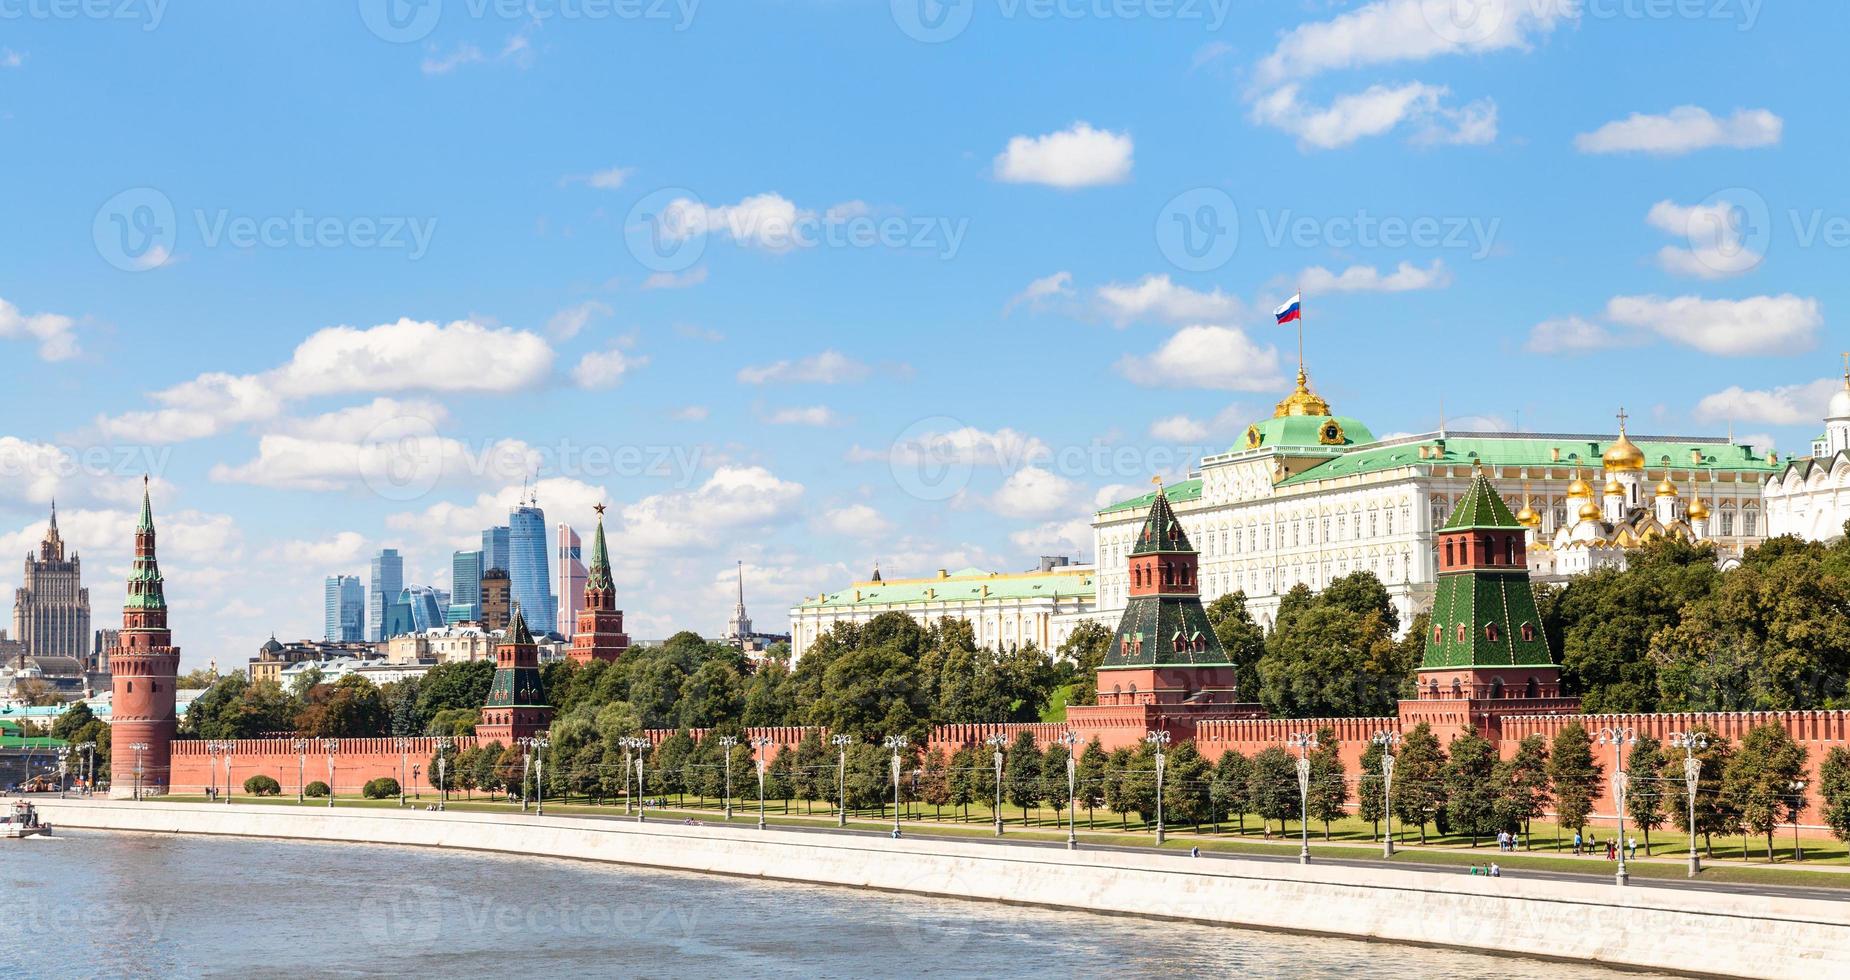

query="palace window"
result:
[1520,622,1536,642]
[1720,510,1735,536]
[1456,624,1468,642]
[1484,623,1500,642]
[1505,537,1516,565]
[1744,511,1758,536]
[1433,624,1444,643]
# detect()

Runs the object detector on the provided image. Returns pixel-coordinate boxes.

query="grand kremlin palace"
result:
[1090,367,1777,634]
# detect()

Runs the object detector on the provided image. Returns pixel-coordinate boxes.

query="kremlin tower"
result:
[568,505,630,664]
[110,480,180,798]
[477,605,553,744]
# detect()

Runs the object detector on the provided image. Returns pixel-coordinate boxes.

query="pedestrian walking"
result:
[1573,831,1582,856]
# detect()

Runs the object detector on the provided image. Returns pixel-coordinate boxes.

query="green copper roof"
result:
[798,568,1094,609]
[586,515,613,592]
[1099,478,1202,516]
[1442,470,1522,530]
[1131,486,1194,555]
[485,607,546,708]
[1240,414,1376,451]
[137,479,154,531]
[507,606,534,645]
[1101,592,1229,669]
[126,484,166,611]
[1277,433,1775,488]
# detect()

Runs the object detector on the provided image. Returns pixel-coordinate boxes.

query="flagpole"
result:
[1297,287,1305,375]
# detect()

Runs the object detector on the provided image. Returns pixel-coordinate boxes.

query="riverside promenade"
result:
[33,799,1850,977]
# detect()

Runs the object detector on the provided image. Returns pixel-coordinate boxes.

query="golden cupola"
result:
[1603,478,1625,497]
[1602,410,1646,473]
[1273,367,1332,418]
[1515,485,1542,529]
[1578,499,1603,521]
[1687,493,1711,521]
[1655,477,1678,498]
[1566,466,1593,499]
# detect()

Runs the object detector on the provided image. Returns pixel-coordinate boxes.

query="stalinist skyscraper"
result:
[12,502,90,662]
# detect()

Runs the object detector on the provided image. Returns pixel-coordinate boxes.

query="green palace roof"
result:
[1241,414,1376,451]
[1277,433,1775,488]
[1099,478,1202,516]
[799,568,1095,609]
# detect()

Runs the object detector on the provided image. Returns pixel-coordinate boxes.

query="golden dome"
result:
[1687,496,1711,520]
[1603,478,1625,496]
[1566,468,1593,499]
[1578,500,1602,521]
[1515,503,1541,528]
[1273,367,1332,418]
[1655,478,1678,498]
[1602,412,1646,472]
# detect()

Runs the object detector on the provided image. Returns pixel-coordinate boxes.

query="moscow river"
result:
[6,832,1665,978]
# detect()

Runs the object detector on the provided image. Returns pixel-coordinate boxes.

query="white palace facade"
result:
[1091,368,1777,633]
[1763,368,1850,541]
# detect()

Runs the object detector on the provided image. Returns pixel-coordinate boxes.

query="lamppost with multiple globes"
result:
[129,742,149,801]
[718,736,739,821]
[532,736,550,815]
[751,736,773,830]
[293,738,309,803]
[411,763,422,800]
[394,737,412,807]
[516,736,535,812]
[1059,730,1080,850]
[1596,726,1636,886]
[434,735,454,811]
[831,734,853,828]
[74,741,94,797]
[620,736,650,821]
[56,747,70,799]
[321,738,339,809]
[1145,730,1170,847]
[203,741,218,800]
[218,741,235,804]
[985,733,1008,836]
[1372,730,1401,859]
[1287,732,1318,865]
[883,735,908,838]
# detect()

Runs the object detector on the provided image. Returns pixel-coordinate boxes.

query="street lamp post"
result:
[293,739,308,804]
[1372,731,1401,858]
[74,742,94,797]
[620,736,650,822]
[831,734,852,828]
[129,742,149,801]
[1145,730,1171,847]
[223,742,235,804]
[516,736,534,812]
[883,735,909,838]
[321,738,338,809]
[751,736,773,830]
[1287,732,1317,865]
[412,764,421,800]
[718,736,739,821]
[394,738,411,807]
[985,734,1008,836]
[204,742,217,801]
[1787,780,1807,862]
[533,736,550,815]
[56,747,69,799]
[434,735,454,811]
[1597,727,1636,886]
[1059,731,1079,850]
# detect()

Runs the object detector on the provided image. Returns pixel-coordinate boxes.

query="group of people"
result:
[1571,832,1640,860]
[1467,863,1502,877]
[1495,830,1519,851]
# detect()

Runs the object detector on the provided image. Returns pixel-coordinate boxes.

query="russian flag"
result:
[1274,293,1302,325]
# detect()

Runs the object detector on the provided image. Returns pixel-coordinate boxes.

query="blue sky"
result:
[1,0,1844,668]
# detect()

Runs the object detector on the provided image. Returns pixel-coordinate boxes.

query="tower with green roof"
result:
[568,505,630,664]
[478,605,552,743]
[1400,466,1578,743]
[110,478,181,797]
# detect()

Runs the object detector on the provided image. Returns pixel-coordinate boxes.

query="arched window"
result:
[1520,622,1536,642]
[1433,624,1443,643]
[1525,677,1540,699]
[1451,678,1464,699]
[1445,539,1455,566]
[1484,622,1500,643]
[1490,678,1505,700]
[1456,624,1467,642]
[1427,679,1440,699]
[1505,537,1516,565]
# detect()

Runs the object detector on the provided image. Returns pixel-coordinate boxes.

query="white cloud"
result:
[642,268,708,290]
[1251,82,1490,150]
[269,397,451,442]
[0,438,75,505]
[1,49,23,69]
[1298,260,1451,294]
[1116,326,1286,391]
[1524,316,1636,354]
[618,466,804,550]
[820,504,892,538]
[1646,200,1763,279]
[421,43,486,75]
[1191,41,1234,72]
[1254,0,1571,86]
[855,426,1049,471]
[268,531,369,567]
[1006,271,1074,314]
[990,466,1082,520]
[763,405,844,427]
[210,399,533,492]
[547,300,611,340]
[390,477,612,548]
[96,318,553,443]
[572,347,648,389]
[586,167,634,190]
[1693,378,1840,426]
[1149,415,1210,442]
[1010,517,1092,555]
[1604,294,1821,356]
[1095,275,1241,325]
[1575,107,1783,155]
[993,122,1134,188]
[738,350,872,385]
[669,405,710,422]
[658,193,805,251]
[0,296,80,361]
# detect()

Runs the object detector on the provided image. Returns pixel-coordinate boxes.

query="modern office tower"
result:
[508,503,556,635]
[13,502,91,660]
[479,568,511,632]
[368,549,404,642]
[323,574,365,642]
[481,526,510,576]
[393,586,445,635]
[556,523,586,639]
[448,550,483,623]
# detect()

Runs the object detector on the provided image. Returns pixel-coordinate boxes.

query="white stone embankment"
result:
[32,799,1850,977]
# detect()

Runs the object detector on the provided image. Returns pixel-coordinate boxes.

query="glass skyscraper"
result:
[481,526,510,573]
[323,574,364,642]
[448,549,483,624]
[508,504,556,635]
[368,548,403,642]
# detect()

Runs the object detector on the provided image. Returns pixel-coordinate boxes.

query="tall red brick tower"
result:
[568,505,629,664]
[477,606,552,744]
[110,479,179,797]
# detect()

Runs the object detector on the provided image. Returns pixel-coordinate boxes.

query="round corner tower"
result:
[110,480,179,798]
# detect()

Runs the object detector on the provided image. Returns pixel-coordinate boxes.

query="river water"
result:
[5,831,1662,978]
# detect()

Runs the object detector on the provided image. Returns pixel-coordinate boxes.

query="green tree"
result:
[1104,746,1137,829]
[1624,733,1669,855]
[1248,747,1299,838]
[1391,723,1446,843]
[1211,750,1252,834]
[948,745,980,820]
[1077,738,1109,828]
[1204,592,1266,701]
[920,747,952,818]
[652,731,695,804]
[1005,732,1044,822]
[1442,732,1499,846]
[1040,742,1072,827]
[741,660,796,726]
[1819,746,1850,845]
[242,774,281,796]
[809,645,931,742]
[1552,538,1718,712]
[295,674,389,738]
[1547,724,1602,846]
[1722,723,1809,861]
[1665,727,1739,857]
[1357,739,1386,839]
[794,733,828,815]
[415,660,495,718]
[767,745,797,809]
[676,660,745,730]
[1056,621,1111,707]
[1163,741,1213,829]
[426,707,479,737]
[844,743,888,811]
[1258,577,1411,718]
[1306,728,1348,840]
[1498,735,1552,848]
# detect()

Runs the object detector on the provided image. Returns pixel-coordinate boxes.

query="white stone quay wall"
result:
[33,800,1849,978]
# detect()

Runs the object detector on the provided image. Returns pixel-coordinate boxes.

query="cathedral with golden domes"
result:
[1091,363,1776,632]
